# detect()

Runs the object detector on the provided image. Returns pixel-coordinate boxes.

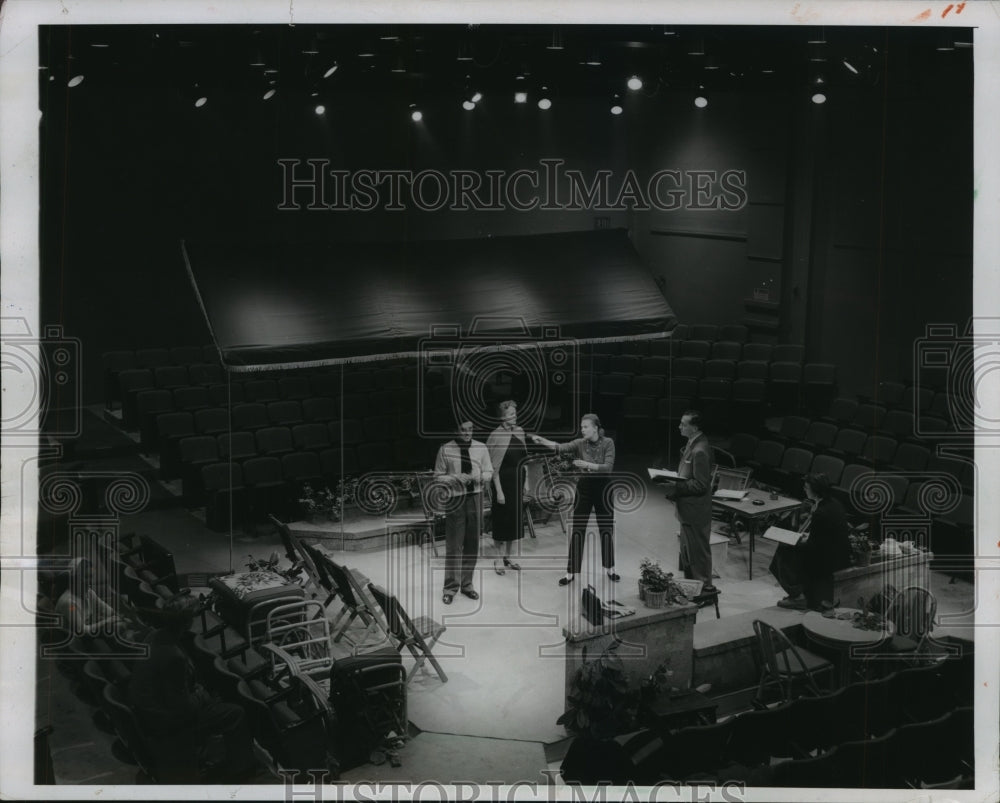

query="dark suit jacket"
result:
[674,432,715,524]
[799,497,852,576]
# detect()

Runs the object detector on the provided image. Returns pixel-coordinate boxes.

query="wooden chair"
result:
[752,619,833,706]
[367,583,448,683]
[314,555,388,653]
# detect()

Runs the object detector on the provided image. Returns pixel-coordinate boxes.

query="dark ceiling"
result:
[39,23,973,111]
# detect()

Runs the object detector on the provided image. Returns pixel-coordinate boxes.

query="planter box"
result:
[562,595,697,712]
[833,551,933,604]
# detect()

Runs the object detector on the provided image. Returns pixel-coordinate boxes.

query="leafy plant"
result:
[848,532,875,554]
[557,643,639,740]
[638,558,688,603]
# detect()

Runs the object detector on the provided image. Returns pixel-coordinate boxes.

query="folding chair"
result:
[267,515,333,606]
[368,583,448,683]
[315,555,388,653]
[752,619,833,706]
[262,600,334,684]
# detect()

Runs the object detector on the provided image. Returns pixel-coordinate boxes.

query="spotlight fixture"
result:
[546,30,564,51]
[694,95,708,108]
[263,88,276,100]
[471,91,483,103]
[538,97,552,110]
[194,96,208,108]
[462,100,476,111]
[703,56,721,71]
[514,91,527,104]
[811,75,827,104]
[610,104,623,116]
[842,59,859,75]
[323,63,339,78]
[315,105,326,115]
[627,75,643,91]
[67,74,85,87]
[411,109,423,122]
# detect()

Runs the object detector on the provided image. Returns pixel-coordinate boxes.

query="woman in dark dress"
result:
[486,400,529,574]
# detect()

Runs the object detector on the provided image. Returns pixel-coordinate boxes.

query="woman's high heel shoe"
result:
[503,558,521,571]
[494,560,505,576]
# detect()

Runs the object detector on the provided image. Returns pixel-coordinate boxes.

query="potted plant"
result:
[556,643,639,785]
[849,531,875,567]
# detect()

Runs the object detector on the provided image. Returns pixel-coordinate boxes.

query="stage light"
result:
[315,105,326,115]
[411,109,423,122]
[463,100,476,111]
[843,59,859,75]
[811,75,827,104]
[610,104,623,116]
[67,74,85,88]
[694,94,708,108]
[263,88,276,100]
[811,92,827,104]
[323,63,339,78]
[627,75,643,91]
[194,96,207,108]
[538,98,552,110]
[514,91,527,104]
[471,91,483,103]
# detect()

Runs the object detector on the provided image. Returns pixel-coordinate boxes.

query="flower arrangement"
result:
[244,552,303,585]
[638,558,688,607]
[298,482,342,521]
[848,531,877,565]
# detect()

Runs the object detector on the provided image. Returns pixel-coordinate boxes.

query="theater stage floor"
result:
[34,432,976,789]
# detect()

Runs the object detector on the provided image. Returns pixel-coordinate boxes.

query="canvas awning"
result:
[182,228,676,371]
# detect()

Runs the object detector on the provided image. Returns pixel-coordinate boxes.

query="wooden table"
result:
[802,608,895,686]
[711,488,805,579]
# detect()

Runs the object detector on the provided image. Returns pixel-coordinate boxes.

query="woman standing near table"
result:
[486,400,530,574]
[532,413,619,586]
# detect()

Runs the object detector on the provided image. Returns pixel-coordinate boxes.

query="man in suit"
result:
[434,420,494,605]
[663,411,717,592]
[770,472,852,610]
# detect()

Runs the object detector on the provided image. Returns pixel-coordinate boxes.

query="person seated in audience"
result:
[770,473,852,611]
[128,596,260,783]
[55,557,143,639]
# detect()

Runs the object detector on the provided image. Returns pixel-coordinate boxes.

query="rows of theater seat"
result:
[723,395,974,574]
[41,532,330,781]
[626,655,973,788]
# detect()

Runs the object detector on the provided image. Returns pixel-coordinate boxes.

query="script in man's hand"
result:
[762,526,805,546]
[648,467,681,481]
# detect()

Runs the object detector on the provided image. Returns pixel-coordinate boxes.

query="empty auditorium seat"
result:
[281,451,324,487]
[102,350,136,409]
[156,411,195,480]
[690,324,718,342]
[135,348,171,369]
[119,368,156,429]
[310,372,340,397]
[194,407,230,435]
[343,370,375,394]
[710,341,742,361]
[244,379,280,403]
[292,423,331,452]
[801,420,838,451]
[630,375,664,398]
[169,346,203,365]
[255,426,294,456]
[179,436,220,502]
[736,360,769,381]
[217,431,257,463]
[883,409,916,441]
[136,389,175,451]
[891,442,930,472]
[741,343,773,362]
[859,435,898,468]
[719,324,749,344]
[775,415,810,444]
[822,397,859,427]
[267,400,304,427]
[704,359,736,380]
[232,403,269,431]
[772,344,805,363]
[731,379,767,432]
[728,432,758,465]
[828,428,868,461]
[340,393,368,419]
[672,357,704,379]
[803,363,838,414]
[850,403,887,433]
[767,362,802,412]
[302,397,338,422]
[374,367,403,390]
[154,365,189,389]
[278,376,311,400]
[242,456,287,521]
[172,385,211,412]
[320,447,361,481]
[329,419,365,446]
[363,416,398,442]
[358,442,394,472]
[187,363,224,386]
[680,340,711,360]
[202,463,245,531]
[610,355,642,375]
[208,382,244,406]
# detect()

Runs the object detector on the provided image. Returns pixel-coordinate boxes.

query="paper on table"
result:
[762,526,804,546]
[713,489,748,500]
[648,467,681,480]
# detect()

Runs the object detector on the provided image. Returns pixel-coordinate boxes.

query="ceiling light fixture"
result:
[514,91,527,104]
[627,75,643,91]
[323,63,339,78]
[538,97,552,110]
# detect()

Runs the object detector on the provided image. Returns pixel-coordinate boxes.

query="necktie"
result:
[459,443,473,491]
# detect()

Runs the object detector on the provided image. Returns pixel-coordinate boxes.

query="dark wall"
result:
[41,27,973,406]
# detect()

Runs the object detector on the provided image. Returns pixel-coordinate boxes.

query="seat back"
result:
[367,583,409,642]
[713,466,752,492]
